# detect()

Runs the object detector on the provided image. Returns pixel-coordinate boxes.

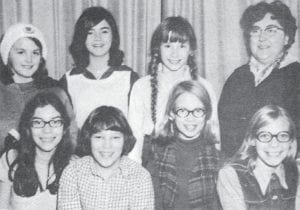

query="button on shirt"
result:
[58,156,154,210]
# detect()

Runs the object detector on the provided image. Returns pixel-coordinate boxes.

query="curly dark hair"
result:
[240,0,297,54]
[69,6,124,69]
[0,37,49,86]
[148,16,198,126]
[76,106,136,157]
[8,91,72,197]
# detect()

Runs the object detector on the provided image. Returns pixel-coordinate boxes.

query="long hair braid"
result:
[149,53,159,129]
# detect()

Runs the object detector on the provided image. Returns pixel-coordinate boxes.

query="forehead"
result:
[11,37,39,50]
[257,118,290,133]
[253,13,281,27]
[175,92,204,109]
[91,20,111,30]
[33,105,61,119]
[93,129,123,136]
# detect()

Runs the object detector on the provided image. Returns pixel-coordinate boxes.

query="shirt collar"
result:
[88,156,131,179]
[253,160,288,195]
[69,66,115,80]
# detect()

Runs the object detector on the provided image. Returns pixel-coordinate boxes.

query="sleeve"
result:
[197,76,220,150]
[58,163,81,210]
[131,171,154,210]
[0,151,15,209]
[128,81,146,164]
[217,166,247,210]
[54,87,78,151]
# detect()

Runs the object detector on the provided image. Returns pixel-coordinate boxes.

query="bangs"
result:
[90,117,125,134]
[161,30,189,43]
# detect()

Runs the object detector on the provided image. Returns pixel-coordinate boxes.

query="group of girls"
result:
[0,1,299,210]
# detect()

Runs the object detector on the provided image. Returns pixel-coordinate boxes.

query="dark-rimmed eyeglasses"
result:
[256,131,291,143]
[174,108,206,118]
[249,25,284,38]
[31,118,64,128]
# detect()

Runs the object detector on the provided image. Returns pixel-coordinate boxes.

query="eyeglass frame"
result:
[255,131,291,143]
[249,25,284,38]
[30,118,64,128]
[173,108,206,118]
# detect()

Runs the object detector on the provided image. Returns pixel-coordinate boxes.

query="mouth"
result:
[99,151,114,158]
[92,43,105,48]
[266,151,282,157]
[258,45,270,49]
[22,65,34,69]
[168,59,181,65]
[40,137,56,142]
[183,124,197,131]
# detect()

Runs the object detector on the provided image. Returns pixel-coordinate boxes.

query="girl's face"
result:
[85,20,112,58]
[9,37,41,83]
[160,41,191,72]
[91,129,124,172]
[173,92,206,140]
[249,13,289,65]
[254,118,292,167]
[31,105,64,155]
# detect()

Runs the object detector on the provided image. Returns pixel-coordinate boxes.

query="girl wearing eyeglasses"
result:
[0,92,73,210]
[217,105,299,210]
[218,1,300,158]
[144,80,220,209]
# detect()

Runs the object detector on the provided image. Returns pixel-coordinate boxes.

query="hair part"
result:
[9,91,72,196]
[76,106,136,157]
[240,0,297,54]
[69,6,124,70]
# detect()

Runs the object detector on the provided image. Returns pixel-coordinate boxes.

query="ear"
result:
[169,112,175,121]
[284,35,289,45]
[249,139,256,146]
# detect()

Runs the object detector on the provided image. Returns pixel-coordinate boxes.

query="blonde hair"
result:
[233,105,297,168]
[155,80,216,144]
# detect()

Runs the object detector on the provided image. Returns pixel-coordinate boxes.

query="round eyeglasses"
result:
[256,131,291,143]
[174,108,206,118]
[249,26,284,38]
[31,118,64,128]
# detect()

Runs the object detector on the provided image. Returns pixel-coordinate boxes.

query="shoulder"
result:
[121,157,151,180]
[132,75,151,88]
[63,156,91,175]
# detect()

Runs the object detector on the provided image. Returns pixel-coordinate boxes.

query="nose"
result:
[25,53,33,63]
[102,137,112,149]
[269,136,279,147]
[258,30,268,41]
[42,123,52,133]
[94,31,102,40]
[170,45,178,57]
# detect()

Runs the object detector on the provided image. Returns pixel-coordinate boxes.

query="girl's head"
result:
[149,16,198,125]
[76,106,136,167]
[158,80,214,142]
[149,16,197,76]
[19,91,71,155]
[0,23,48,83]
[236,105,297,167]
[69,6,124,69]
[12,91,72,197]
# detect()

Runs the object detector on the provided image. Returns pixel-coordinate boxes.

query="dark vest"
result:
[232,160,298,210]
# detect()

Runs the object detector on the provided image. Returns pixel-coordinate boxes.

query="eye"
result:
[33,51,41,56]
[87,30,94,35]
[180,43,188,48]
[162,43,171,48]
[31,119,44,128]
[51,119,63,127]
[16,50,25,55]
[101,29,110,34]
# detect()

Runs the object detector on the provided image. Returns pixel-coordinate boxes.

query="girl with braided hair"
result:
[128,16,219,163]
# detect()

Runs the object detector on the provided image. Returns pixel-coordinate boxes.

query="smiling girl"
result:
[58,106,154,209]
[144,80,220,209]
[217,105,299,209]
[0,92,73,210]
[0,23,76,151]
[128,16,219,163]
[60,7,139,128]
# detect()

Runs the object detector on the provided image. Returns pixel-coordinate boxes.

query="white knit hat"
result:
[0,23,47,65]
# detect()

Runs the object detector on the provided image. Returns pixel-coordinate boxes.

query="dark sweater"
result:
[218,62,300,157]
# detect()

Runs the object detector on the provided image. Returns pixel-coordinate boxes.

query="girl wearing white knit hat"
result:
[0,23,77,155]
